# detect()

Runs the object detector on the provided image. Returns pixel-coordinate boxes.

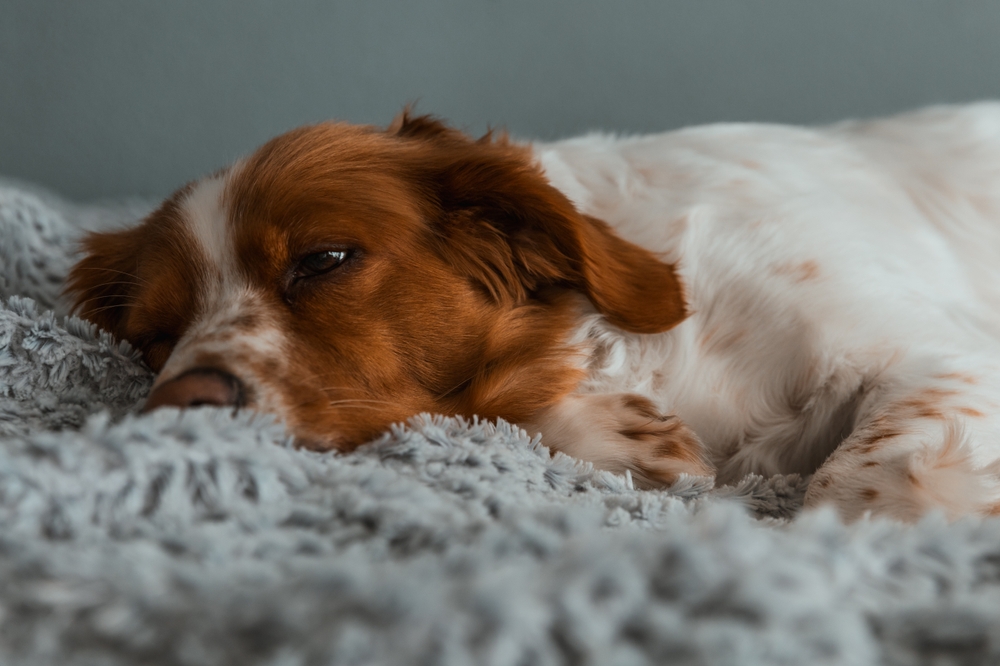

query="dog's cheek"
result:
[262,354,410,452]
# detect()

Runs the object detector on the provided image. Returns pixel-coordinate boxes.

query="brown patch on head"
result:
[860,460,880,468]
[226,111,688,331]
[74,111,691,451]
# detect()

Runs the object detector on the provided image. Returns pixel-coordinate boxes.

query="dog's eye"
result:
[294,250,350,279]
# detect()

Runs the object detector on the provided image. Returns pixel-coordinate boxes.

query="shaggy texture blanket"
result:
[2,178,1000,666]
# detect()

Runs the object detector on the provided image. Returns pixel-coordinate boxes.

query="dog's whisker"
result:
[82,299,145,316]
[84,280,144,290]
[284,398,397,412]
[326,399,397,407]
[325,403,390,411]
[73,266,152,287]
[78,300,145,316]
[313,385,380,394]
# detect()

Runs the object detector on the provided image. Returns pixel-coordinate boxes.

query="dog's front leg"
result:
[525,393,715,488]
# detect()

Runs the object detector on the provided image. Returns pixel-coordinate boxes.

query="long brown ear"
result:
[394,114,687,334]
[574,214,687,333]
[64,226,145,338]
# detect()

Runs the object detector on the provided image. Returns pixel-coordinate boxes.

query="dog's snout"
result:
[142,368,245,412]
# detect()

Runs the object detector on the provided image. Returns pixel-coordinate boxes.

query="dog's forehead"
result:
[222,124,429,241]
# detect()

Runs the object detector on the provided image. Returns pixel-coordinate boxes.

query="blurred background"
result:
[4,0,1000,200]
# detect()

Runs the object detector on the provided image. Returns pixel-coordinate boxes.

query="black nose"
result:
[141,368,245,412]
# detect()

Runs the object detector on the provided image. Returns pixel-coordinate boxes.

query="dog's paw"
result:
[526,392,715,488]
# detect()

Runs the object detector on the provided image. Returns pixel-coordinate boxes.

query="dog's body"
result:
[68,103,1000,521]
[535,103,1000,520]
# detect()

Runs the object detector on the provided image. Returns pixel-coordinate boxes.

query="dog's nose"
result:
[142,368,245,412]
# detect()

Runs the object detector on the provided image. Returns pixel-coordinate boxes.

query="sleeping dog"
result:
[68,104,1000,521]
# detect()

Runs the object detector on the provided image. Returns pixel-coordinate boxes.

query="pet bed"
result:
[1,178,998,665]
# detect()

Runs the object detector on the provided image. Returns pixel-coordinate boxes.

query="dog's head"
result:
[66,113,687,450]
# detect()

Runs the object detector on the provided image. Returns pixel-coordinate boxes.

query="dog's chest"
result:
[573,310,865,480]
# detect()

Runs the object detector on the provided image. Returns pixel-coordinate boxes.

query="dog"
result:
[67,104,1000,521]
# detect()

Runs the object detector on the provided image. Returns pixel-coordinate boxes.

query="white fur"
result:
[179,173,236,287]
[535,103,1000,521]
[158,172,291,419]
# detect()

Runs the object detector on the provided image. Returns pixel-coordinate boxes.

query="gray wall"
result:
[3,0,1000,200]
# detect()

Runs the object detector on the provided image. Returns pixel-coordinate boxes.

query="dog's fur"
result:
[67,103,1000,521]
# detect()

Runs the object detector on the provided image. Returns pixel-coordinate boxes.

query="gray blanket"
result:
[1,179,998,665]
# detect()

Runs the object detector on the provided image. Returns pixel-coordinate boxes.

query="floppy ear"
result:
[572,213,688,333]
[64,226,146,338]
[393,113,687,334]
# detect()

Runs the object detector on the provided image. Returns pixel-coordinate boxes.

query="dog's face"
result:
[67,114,686,450]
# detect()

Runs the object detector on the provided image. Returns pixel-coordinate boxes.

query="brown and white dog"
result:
[68,104,1000,521]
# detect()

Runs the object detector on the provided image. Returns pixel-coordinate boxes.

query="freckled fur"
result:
[67,103,1000,521]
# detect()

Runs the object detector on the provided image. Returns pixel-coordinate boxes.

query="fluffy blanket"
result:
[2,179,1000,666]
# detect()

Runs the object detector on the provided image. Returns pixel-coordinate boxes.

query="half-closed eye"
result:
[292,250,352,281]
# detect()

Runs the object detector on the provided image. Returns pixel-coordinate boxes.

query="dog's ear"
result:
[64,226,146,339]
[400,121,687,334]
[571,213,687,333]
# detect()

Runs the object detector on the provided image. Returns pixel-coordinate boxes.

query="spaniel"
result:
[67,104,1000,521]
